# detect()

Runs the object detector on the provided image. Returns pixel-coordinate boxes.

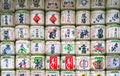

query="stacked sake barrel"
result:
[76,0,91,76]
[60,0,76,76]
[30,0,45,76]
[0,0,15,76]
[106,0,120,75]
[90,0,106,76]
[45,0,60,75]
[14,0,30,75]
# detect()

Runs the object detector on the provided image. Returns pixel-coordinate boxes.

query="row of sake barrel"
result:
[0,0,120,11]
[1,40,120,55]
[1,70,120,76]
[0,10,120,26]
[1,24,120,41]
[0,55,120,70]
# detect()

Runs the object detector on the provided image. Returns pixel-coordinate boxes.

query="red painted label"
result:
[49,14,57,23]
[33,14,41,23]
[49,56,58,69]
[65,56,73,69]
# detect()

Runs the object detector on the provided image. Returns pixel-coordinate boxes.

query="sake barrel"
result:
[1,0,14,11]
[76,26,90,40]
[61,56,75,70]
[31,55,45,69]
[91,71,105,76]
[31,70,45,76]
[61,10,75,24]
[76,56,90,70]
[16,55,30,69]
[46,56,60,70]
[91,40,105,55]
[16,40,30,55]
[91,10,105,24]
[75,41,90,55]
[91,25,105,40]
[46,11,60,25]
[46,71,60,76]
[106,55,120,69]
[61,26,75,40]
[106,10,120,24]
[45,26,60,40]
[76,10,90,25]
[46,41,60,55]
[106,40,120,54]
[31,40,45,55]
[106,70,120,76]
[1,70,15,76]
[106,24,120,39]
[76,71,90,76]
[15,10,29,25]
[1,56,14,70]
[61,41,75,55]
[91,56,105,70]
[16,70,30,76]
[30,10,44,25]
[1,27,15,41]
[15,25,29,40]
[76,0,90,10]
[91,0,105,10]
[106,0,120,9]
[15,0,29,10]
[30,0,44,10]
[61,71,75,76]
[0,42,15,55]
[61,0,75,10]
[1,12,14,27]
[30,26,44,40]
[45,0,60,11]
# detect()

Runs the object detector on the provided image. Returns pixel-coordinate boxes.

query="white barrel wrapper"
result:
[31,56,44,69]
[46,11,60,25]
[61,41,75,55]
[61,10,75,24]
[91,41,105,54]
[76,10,90,25]
[76,0,90,10]
[16,55,30,69]
[0,42,15,55]
[15,0,29,10]
[30,0,44,10]
[91,10,105,24]
[76,41,90,55]
[46,41,60,55]
[15,10,29,25]
[31,40,45,54]
[61,26,75,40]
[15,25,29,39]
[91,25,105,40]
[45,26,60,40]
[30,10,44,25]
[1,27,15,41]
[1,70,15,76]
[16,40,30,54]
[76,56,90,70]
[1,12,14,26]
[76,26,90,40]
[1,56,14,69]
[30,26,44,39]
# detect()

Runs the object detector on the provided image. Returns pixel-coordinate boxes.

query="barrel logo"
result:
[33,14,41,23]
[49,56,58,69]
[65,56,73,69]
